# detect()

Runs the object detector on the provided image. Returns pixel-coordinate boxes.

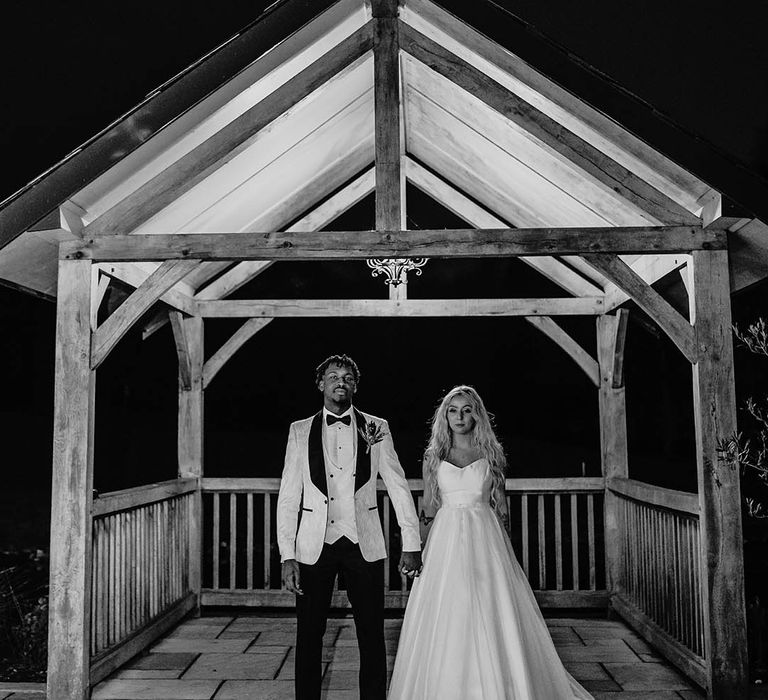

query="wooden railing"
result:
[200,476,607,608]
[607,477,706,688]
[89,478,198,684]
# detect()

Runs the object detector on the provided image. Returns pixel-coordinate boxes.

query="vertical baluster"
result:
[383,494,391,593]
[554,494,562,591]
[639,505,648,616]
[246,493,254,590]
[263,493,271,589]
[90,520,96,657]
[130,509,136,631]
[570,494,578,590]
[537,494,545,590]
[119,512,125,642]
[695,521,705,658]
[521,494,529,579]
[230,493,237,590]
[213,493,220,590]
[587,494,596,591]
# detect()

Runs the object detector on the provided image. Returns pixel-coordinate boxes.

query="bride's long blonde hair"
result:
[424,385,507,516]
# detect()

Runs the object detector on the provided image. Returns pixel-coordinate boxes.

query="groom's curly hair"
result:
[315,354,361,386]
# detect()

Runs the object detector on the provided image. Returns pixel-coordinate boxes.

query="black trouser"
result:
[295,537,386,700]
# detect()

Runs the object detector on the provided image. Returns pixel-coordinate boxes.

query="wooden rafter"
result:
[603,254,689,311]
[194,166,377,302]
[399,22,700,227]
[525,316,599,386]
[196,298,604,318]
[91,260,201,369]
[202,318,274,389]
[404,157,604,297]
[584,254,696,363]
[81,23,374,237]
[66,226,723,262]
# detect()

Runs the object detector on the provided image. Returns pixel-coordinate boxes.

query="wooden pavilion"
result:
[1,0,767,698]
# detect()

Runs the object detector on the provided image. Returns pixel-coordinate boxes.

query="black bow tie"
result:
[326,414,351,426]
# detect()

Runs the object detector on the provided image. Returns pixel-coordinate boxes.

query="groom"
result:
[276,354,422,700]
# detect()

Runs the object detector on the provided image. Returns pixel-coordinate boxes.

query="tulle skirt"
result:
[387,503,592,700]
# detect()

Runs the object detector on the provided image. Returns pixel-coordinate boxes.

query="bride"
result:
[387,386,592,700]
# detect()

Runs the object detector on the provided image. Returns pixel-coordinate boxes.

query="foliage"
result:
[718,319,768,520]
[0,550,48,682]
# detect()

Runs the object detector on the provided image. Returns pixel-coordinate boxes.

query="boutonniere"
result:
[357,420,387,454]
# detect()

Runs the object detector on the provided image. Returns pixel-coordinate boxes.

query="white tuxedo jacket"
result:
[276,408,421,564]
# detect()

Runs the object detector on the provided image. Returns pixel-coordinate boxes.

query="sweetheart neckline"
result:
[442,458,485,470]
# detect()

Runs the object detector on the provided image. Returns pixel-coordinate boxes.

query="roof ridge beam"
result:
[398,21,700,227]
[82,22,374,237]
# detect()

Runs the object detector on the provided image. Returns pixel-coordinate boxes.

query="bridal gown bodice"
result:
[438,458,491,507]
[387,459,592,700]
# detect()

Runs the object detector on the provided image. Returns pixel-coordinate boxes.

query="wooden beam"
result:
[82,23,374,237]
[194,167,377,302]
[176,317,204,609]
[399,22,700,227]
[197,297,603,318]
[597,311,629,603]
[99,262,197,315]
[603,254,689,311]
[90,268,110,331]
[47,259,95,700]
[169,311,193,390]
[202,318,273,389]
[688,249,747,697]
[525,316,599,386]
[91,260,201,369]
[65,226,723,262]
[373,0,407,301]
[698,190,752,230]
[404,157,604,297]
[584,254,697,363]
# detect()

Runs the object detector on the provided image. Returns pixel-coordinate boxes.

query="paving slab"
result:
[227,619,295,632]
[214,680,294,699]
[217,631,259,640]
[562,662,612,681]
[581,679,623,692]
[186,617,233,626]
[557,642,639,662]
[676,692,707,700]
[183,652,285,680]
[550,627,585,645]
[91,679,219,699]
[603,662,695,691]
[253,630,299,646]
[245,644,291,656]
[321,669,359,690]
[151,638,250,654]
[112,669,184,679]
[128,652,198,671]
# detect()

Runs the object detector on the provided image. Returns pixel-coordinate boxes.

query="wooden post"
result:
[47,259,96,700]
[597,310,629,600]
[176,316,204,610]
[689,250,747,698]
[373,0,407,301]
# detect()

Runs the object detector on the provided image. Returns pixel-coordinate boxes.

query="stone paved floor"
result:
[86,614,720,700]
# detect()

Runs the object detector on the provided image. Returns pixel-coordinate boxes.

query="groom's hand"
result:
[399,550,423,579]
[281,559,303,595]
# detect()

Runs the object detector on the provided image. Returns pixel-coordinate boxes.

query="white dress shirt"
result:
[322,406,358,544]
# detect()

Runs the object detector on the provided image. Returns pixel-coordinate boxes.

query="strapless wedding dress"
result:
[388,459,592,700]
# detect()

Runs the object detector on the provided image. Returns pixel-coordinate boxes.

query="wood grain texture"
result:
[526,316,599,386]
[399,22,699,226]
[92,479,197,517]
[47,259,94,700]
[82,23,374,237]
[202,318,273,388]
[91,260,201,369]
[196,297,604,318]
[64,226,722,262]
[585,253,697,363]
[169,312,192,390]
[404,157,604,297]
[98,263,197,315]
[689,249,748,697]
[598,312,629,601]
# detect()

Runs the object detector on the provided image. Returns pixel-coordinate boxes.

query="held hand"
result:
[399,550,423,579]
[281,559,303,595]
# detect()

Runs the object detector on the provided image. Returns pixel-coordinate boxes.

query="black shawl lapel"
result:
[308,411,327,497]
[353,408,371,492]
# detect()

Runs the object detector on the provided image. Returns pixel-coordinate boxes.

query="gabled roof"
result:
[1,0,766,303]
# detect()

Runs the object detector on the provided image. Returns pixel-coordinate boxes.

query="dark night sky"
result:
[2,0,768,549]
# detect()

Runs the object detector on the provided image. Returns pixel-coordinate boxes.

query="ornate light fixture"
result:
[365,258,428,287]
